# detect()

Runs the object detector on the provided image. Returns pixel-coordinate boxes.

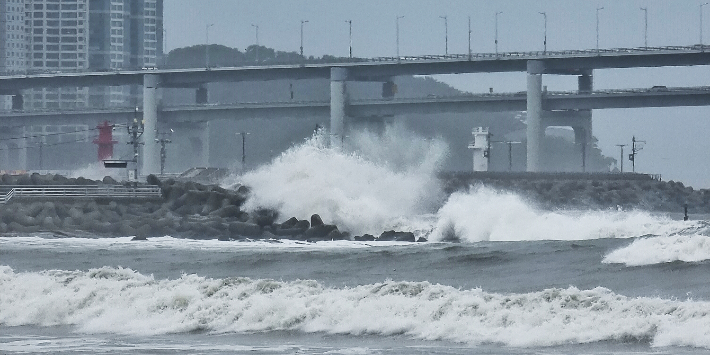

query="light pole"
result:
[251,23,259,62]
[300,20,309,57]
[155,129,173,175]
[346,20,352,58]
[238,132,250,170]
[596,7,604,54]
[205,23,214,68]
[468,16,472,60]
[495,12,503,55]
[539,12,547,53]
[640,7,648,48]
[396,15,404,60]
[616,144,626,173]
[630,136,645,173]
[439,15,448,55]
[701,3,709,49]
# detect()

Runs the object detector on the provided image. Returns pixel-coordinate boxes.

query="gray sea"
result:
[3,132,710,354]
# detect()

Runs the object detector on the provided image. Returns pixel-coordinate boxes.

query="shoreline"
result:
[1,172,707,241]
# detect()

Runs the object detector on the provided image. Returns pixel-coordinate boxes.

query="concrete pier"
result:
[142,74,160,176]
[526,60,545,172]
[330,67,348,148]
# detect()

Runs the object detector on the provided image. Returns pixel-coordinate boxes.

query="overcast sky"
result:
[166,0,710,188]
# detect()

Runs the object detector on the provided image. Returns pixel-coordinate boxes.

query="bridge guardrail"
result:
[2,44,710,78]
[0,185,162,204]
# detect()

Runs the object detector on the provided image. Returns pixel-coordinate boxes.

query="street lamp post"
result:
[205,23,214,68]
[596,7,604,54]
[539,12,547,53]
[701,3,709,50]
[300,20,309,57]
[640,7,648,48]
[396,15,404,60]
[468,16,472,60]
[251,24,259,62]
[439,15,448,55]
[495,11,503,56]
[346,20,352,58]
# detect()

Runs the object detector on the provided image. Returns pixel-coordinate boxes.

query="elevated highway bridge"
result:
[2,45,710,174]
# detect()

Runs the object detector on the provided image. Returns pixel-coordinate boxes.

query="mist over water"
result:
[225,126,448,236]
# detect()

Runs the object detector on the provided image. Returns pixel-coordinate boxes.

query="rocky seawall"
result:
[1,172,708,241]
[0,173,418,242]
[442,172,710,214]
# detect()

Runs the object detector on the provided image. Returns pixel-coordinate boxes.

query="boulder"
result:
[378,230,415,242]
[310,214,324,227]
[303,224,338,241]
[228,221,261,237]
[354,234,376,241]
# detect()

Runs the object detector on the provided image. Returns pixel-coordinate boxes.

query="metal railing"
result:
[0,185,162,204]
[1,44,710,78]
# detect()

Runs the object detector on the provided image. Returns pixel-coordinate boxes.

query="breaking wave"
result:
[603,222,710,266]
[2,266,710,348]
[429,187,688,242]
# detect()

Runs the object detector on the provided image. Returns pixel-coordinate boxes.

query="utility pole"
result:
[155,130,172,175]
[616,144,626,173]
[127,107,144,180]
[630,136,646,173]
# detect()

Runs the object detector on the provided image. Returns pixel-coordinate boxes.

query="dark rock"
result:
[280,217,299,229]
[416,237,428,242]
[131,235,148,241]
[102,176,119,185]
[354,234,376,241]
[303,224,338,241]
[228,221,261,237]
[209,205,241,218]
[310,214,324,227]
[145,174,161,186]
[253,208,279,228]
[378,230,415,242]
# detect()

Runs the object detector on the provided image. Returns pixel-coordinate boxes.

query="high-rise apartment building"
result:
[87,0,163,107]
[1,0,29,109]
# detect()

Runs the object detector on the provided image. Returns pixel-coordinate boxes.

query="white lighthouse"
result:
[468,127,491,172]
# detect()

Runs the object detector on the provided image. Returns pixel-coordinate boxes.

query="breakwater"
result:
[0,172,707,240]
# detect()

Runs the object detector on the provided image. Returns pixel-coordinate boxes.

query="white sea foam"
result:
[224,126,447,236]
[2,266,710,348]
[603,233,710,266]
[429,187,687,242]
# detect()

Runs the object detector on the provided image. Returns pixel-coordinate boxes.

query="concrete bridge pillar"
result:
[330,67,349,149]
[11,94,23,110]
[142,74,160,176]
[526,60,545,172]
[196,86,208,104]
[577,69,593,171]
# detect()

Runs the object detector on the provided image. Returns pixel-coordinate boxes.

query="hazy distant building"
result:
[88,0,164,107]
[0,0,29,109]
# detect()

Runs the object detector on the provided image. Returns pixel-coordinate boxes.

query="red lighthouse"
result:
[93,121,117,161]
